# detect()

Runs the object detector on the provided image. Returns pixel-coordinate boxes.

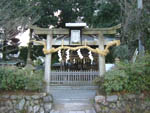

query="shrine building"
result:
[30,23,121,86]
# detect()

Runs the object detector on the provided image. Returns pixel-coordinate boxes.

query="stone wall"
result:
[95,93,150,113]
[0,92,53,113]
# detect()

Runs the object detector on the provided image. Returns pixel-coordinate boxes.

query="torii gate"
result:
[30,24,121,86]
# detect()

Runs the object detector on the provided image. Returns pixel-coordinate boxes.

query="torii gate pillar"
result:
[98,33,106,76]
[44,31,52,91]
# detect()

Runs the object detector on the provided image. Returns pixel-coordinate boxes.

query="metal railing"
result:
[50,70,99,86]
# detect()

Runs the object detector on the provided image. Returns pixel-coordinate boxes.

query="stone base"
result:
[0,93,53,113]
[94,94,150,113]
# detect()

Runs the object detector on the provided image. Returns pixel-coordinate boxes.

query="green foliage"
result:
[25,70,44,91]
[95,54,150,94]
[19,46,44,64]
[0,0,40,30]
[0,67,27,90]
[125,54,150,92]
[112,45,130,61]
[19,47,28,63]
[0,66,44,91]
[103,69,128,93]
[92,0,121,28]
[119,0,150,53]
[51,53,59,65]
[31,45,44,60]
[0,0,121,28]
[36,0,97,28]
[105,47,115,63]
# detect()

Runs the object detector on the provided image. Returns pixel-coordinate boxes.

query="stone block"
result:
[16,99,25,110]
[126,94,136,100]
[106,95,118,102]
[24,96,31,100]
[1,95,9,99]
[43,95,53,103]
[5,100,12,107]
[28,106,33,113]
[34,100,39,105]
[32,95,40,100]
[33,105,40,113]
[17,95,23,99]
[116,101,121,108]
[44,103,52,112]
[94,103,101,113]
[95,95,105,103]
[10,95,18,100]
[39,108,45,113]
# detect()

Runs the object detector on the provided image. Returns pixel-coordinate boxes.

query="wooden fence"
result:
[50,70,99,86]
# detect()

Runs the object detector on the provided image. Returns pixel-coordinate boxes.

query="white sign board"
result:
[71,30,81,44]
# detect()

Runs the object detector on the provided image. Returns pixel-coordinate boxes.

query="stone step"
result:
[49,86,97,113]
[50,109,96,113]
[54,98,93,104]
[54,103,93,111]
[48,86,98,90]
[49,88,96,102]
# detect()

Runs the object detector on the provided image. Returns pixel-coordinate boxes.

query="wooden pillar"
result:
[98,32,106,76]
[44,31,52,89]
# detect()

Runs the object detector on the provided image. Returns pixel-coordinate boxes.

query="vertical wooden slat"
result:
[67,70,68,85]
[89,70,90,85]
[85,70,86,86]
[57,70,59,84]
[74,70,76,86]
[72,70,74,85]
[58,70,59,84]
[59,70,63,84]
[69,70,70,85]
[83,71,84,85]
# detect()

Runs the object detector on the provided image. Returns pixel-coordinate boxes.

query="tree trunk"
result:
[26,29,33,65]
[2,39,7,60]
[2,32,7,61]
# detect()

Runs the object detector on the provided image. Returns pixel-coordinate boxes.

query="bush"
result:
[124,54,150,92]
[103,69,128,94]
[0,66,44,91]
[0,67,27,90]
[95,53,150,94]
[25,70,45,91]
